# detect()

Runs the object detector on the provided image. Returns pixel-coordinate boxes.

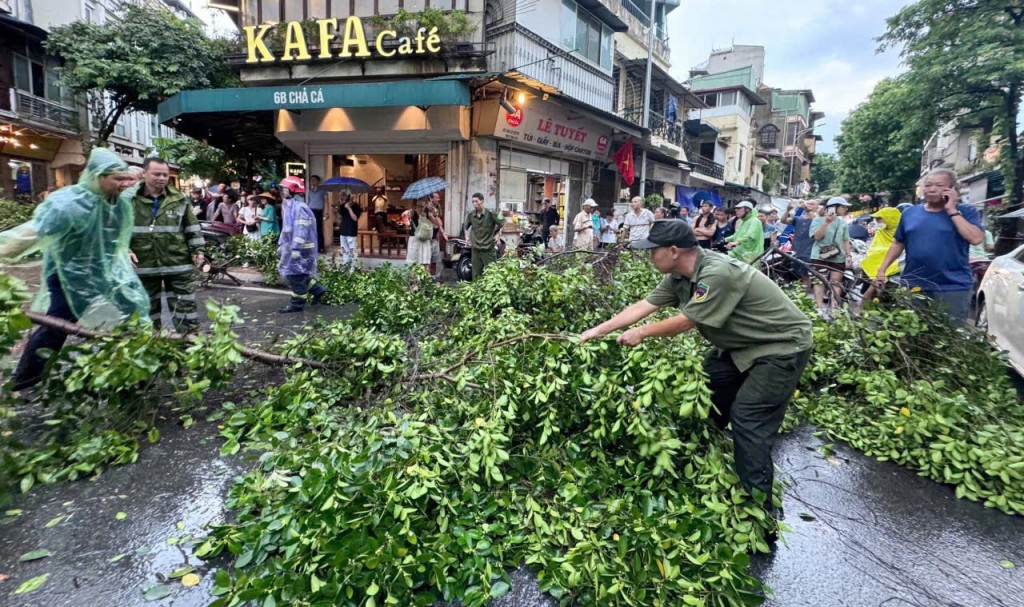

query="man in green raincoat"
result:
[0,148,150,390]
[725,201,764,264]
[128,157,204,333]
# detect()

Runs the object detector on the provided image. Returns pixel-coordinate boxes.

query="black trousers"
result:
[13,273,76,390]
[703,348,812,499]
[286,274,326,309]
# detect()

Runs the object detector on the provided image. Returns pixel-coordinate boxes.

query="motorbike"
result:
[448,237,474,282]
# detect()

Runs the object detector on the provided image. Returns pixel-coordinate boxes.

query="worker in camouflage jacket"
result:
[129,157,205,333]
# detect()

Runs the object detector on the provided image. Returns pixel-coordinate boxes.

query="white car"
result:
[976,244,1024,375]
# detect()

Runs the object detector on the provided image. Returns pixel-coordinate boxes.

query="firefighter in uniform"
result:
[129,158,205,333]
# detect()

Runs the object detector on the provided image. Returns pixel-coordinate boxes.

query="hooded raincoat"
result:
[861,207,902,278]
[726,213,765,264]
[0,148,150,328]
[278,197,319,277]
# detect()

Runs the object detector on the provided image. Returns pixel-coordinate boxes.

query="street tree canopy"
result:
[149,137,282,185]
[880,0,1024,250]
[810,152,838,195]
[45,3,237,146]
[835,78,928,199]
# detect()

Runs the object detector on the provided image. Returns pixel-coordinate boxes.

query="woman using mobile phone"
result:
[810,197,852,320]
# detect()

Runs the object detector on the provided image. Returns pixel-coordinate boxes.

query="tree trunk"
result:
[94,102,129,147]
[995,83,1023,255]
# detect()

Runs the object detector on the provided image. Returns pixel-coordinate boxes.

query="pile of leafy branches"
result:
[0,285,243,504]
[789,290,1024,515]
[197,255,772,607]
[226,234,280,283]
[0,198,37,232]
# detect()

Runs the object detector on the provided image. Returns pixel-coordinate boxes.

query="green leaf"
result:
[16,573,50,594]
[1000,559,1015,570]
[19,549,53,562]
[143,583,173,601]
[490,581,510,598]
[20,475,34,493]
[169,566,194,579]
[110,553,129,563]
[45,515,66,528]
[116,512,128,520]
[148,427,160,443]
[366,581,379,596]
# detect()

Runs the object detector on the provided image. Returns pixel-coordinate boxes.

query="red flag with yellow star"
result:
[613,140,635,186]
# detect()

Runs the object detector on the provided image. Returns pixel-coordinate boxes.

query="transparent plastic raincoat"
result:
[0,148,150,328]
[278,198,320,277]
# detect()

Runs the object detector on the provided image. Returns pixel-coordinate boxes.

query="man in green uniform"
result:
[463,192,503,279]
[129,157,205,333]
[580,220,812,510]
[725,200,764,264]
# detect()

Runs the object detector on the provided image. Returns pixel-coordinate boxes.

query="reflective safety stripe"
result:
[172,312,200,320]
[295,220,312,226]
[301,243,315,249]
[176,294,197,302]
[135,264,194,276]
[188,237,205,247]
[185,224,201,233]
[133,225,182,233]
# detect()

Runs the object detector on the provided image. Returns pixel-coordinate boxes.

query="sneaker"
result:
[278,304,305,314]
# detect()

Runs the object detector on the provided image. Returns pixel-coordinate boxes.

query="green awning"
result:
[157,80,471,123]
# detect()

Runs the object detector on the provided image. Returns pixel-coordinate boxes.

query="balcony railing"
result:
[692,156,725,180]
[4,86,79,131]
[620,107,683,147]
[618,0,670,63]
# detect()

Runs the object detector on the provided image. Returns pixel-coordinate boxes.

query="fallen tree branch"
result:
[25,312,326,370]
[407,333,571,385]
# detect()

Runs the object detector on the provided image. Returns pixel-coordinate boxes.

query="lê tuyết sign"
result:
[244,16,443,64]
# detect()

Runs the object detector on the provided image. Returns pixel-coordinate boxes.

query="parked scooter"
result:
[448,237,474,281]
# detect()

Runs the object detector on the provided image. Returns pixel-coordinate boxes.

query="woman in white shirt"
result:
[239,196,261,241]
[600,210,619,248]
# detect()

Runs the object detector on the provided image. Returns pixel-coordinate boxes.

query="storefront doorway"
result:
[321,152,448,260]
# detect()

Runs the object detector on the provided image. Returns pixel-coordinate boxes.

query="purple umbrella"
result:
[320,177,374,193]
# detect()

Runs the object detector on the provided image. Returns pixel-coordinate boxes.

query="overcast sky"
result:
[666,0,911,153]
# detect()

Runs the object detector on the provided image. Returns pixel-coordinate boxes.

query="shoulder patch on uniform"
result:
[693,282,710,302]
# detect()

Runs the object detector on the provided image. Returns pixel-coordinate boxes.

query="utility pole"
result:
[638,0,659,199]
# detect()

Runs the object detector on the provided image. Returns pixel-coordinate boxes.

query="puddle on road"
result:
[0,420,242,607]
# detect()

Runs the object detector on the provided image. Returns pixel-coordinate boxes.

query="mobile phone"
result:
[827,208,836,217]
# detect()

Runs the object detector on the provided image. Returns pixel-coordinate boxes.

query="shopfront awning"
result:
[158,80,470,123]
[157,80,471,159]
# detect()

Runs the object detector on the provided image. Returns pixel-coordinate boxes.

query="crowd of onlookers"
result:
[528,167,993,325]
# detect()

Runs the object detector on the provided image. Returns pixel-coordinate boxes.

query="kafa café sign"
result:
[244,16,442,63]
[494,101,612,161]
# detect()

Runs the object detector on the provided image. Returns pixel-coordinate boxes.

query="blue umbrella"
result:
[320,177,374,193]
[402,177,448,200]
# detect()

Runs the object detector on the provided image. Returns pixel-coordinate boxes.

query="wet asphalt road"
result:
[2,266,1024,606]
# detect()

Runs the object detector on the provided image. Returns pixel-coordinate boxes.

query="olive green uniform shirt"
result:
[464,209,504,251]
[646,248,812,372]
